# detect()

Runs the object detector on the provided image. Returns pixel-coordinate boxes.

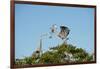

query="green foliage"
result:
[15,43,94,65]
[39,51,61,64]
[24,57,33,65]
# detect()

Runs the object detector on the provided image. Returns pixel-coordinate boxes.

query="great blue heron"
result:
[50,24,57,33]
[58,25,70,40]
[49,24,57,38]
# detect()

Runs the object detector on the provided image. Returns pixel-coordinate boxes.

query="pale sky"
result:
[15,4,95,59]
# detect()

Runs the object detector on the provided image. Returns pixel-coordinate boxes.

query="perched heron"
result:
[50,24,57,33]
[49,24,57,38]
